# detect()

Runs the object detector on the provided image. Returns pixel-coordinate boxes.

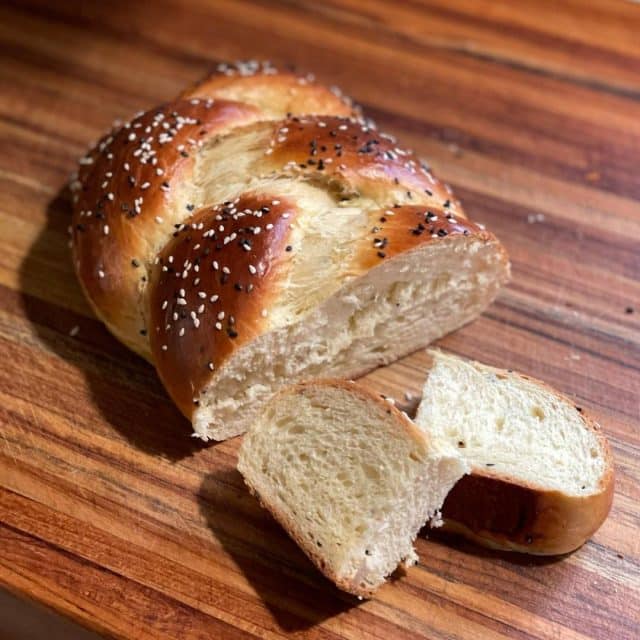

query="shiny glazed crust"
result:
[70,61,509,428]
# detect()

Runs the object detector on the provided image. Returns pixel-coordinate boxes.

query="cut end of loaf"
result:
[238,380,468,596]
[192,231,508,441]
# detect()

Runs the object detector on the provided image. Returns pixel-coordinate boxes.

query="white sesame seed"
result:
[173,312,178,321]
[198,291,207,298]
[266,223,274,230]
[197,304,205,314]
[261,309,268,317]
[162,344,168,351]
[179,288,185,297]
[212,260,219,270]
[210,294,219,302]
[179,327,185,337]
[162,300,168,310]
[248,264,257,274]
[176,298,187,305]
[103,224,109,235]
[155,216,163,224]
[217,311,225,320]
[107,192,115,201]
[271,199,280,205]
[141,182,151,190]
[208,362,215,371]
[222,266,230,274]
[215,322,222,330]
[128,132,136,141]
[98,269,105,278]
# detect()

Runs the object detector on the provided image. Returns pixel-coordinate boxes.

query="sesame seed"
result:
[176,298,187,305]
[210,294,219,302]
[198,291,206,298]
[141,182,151,190]
[128,132,136,141]
[107,192,115,201]
[155,216,163,224]
[98,269,105,278]
[222,266,231,274]
[215,322,222,330]
[161,344,168,351]
[103,224,110,235]
[248,264,257,274]
[161,300,168,310]
[197,304,205,314]
[261,309,268,317]
[208,362,215,371]
[179,327,185,337]
[217,311,225,320]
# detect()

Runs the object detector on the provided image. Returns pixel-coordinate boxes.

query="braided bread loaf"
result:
[70,61,510,441]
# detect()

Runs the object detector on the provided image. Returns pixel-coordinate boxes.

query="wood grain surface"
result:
[1,1,639,638]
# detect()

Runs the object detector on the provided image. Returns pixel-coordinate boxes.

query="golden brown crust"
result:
[261,115,463,214]
[181,63,358,119]
[71,98,261,357]
[149,195,298,415]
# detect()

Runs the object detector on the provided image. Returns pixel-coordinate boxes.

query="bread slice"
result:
[237,380,468,597]
[414,350,614,555]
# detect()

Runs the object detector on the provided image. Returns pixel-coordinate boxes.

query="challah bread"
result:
[70,61,509,440]
[237,380,468,597]
[415,350,614,555]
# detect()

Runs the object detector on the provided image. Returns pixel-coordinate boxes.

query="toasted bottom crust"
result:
[438,468,614,555]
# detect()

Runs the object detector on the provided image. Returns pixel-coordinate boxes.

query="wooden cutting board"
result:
[0,1,638,638]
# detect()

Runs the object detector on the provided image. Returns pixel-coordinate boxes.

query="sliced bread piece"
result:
[415,350,614,555]
[237,380,468,596]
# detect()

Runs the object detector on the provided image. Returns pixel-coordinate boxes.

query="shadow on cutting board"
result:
[197,467,358,632]
[18,185,203,461]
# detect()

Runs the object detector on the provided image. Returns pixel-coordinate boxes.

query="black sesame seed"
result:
[76,223,86,232]
[221,272,229,284]
[186,203,195,211]
[377,251,386,259]
[227,328,238,338]
[285,245,292,252]
[180,151,189,158]
[443,199,451,208]
[234,283,243,291]
[437,228,448,237]
[131,259,140,268]
[139,329,147,336]
[625,306,634,314]
[317,159,325,170]
[576,406,583,412]
[486,463,495,467]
